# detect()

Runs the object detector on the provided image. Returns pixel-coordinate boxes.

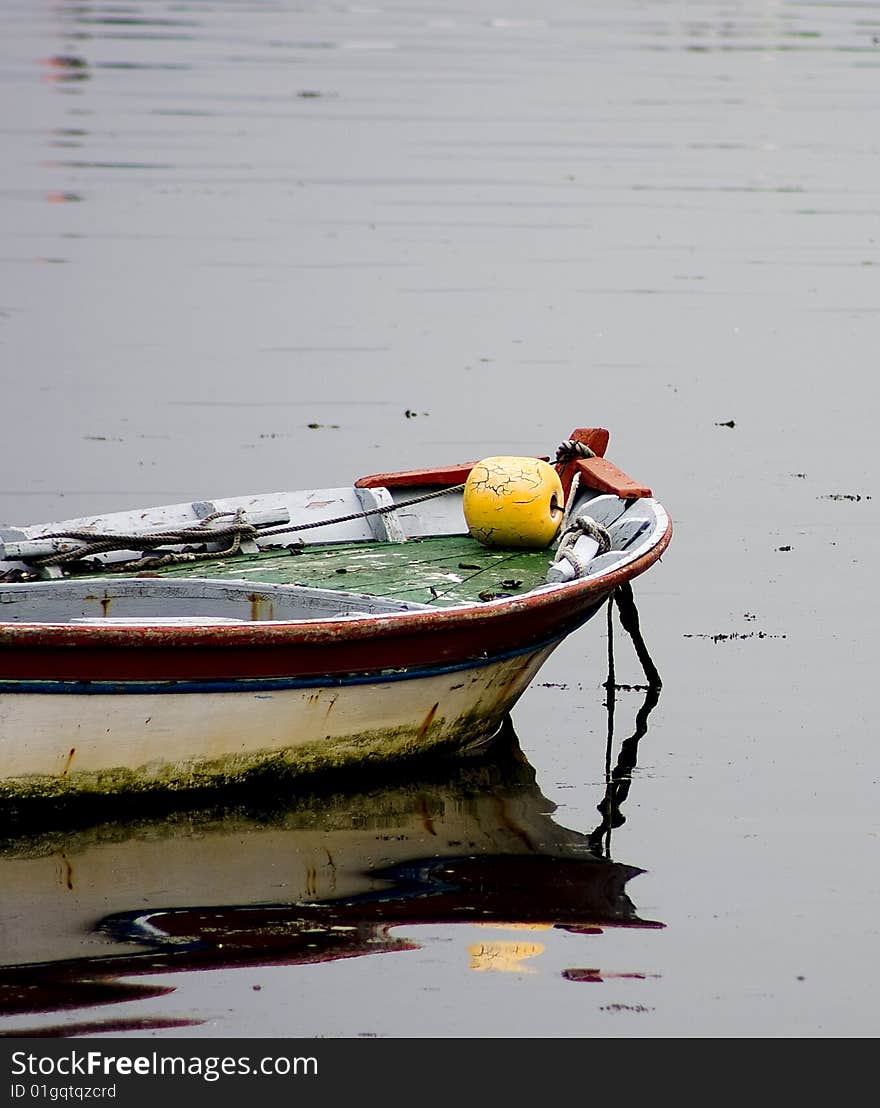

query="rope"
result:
[551,514,612,579]
[34,510,248,548]
[589,583,663,856]
[614,579,662,690]
[31,510,256,569]
[26,484,466,572]
[24,436,588,573]
[556,470,581,541]
[555,440,595,465]
[257,483,465,539]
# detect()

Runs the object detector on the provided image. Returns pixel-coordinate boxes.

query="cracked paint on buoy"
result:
[463,457,564,549]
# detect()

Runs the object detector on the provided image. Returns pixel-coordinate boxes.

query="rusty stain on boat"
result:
[60,747,76,777]
[248,592,274,621]
[414,702,439,743]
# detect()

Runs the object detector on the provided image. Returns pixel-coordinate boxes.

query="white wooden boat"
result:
[0,427,671,800]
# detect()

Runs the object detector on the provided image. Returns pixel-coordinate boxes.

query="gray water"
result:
[1,0,879,1038]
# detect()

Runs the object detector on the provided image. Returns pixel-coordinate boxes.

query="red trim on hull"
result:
[0,519,671,683]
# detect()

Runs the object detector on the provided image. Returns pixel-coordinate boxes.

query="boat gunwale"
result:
[0,514,672,650]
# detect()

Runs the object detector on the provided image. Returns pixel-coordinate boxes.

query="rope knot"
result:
[555,440,596,465]
[566,514,612,554]
[550,514,612,580]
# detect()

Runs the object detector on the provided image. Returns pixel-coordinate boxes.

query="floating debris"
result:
[715,419,736,428]
[684,631,786,643]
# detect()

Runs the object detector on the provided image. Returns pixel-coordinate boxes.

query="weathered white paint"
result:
[354,485,408,543]
[0,576,432,623]
[0,643,557,795]
[546,496,668,584]
[580,500,670,581]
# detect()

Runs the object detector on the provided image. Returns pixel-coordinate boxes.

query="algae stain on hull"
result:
[0,711,498,801]
[0,644,558,801]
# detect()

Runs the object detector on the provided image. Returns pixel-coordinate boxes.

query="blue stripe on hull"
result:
[0,633,563,695]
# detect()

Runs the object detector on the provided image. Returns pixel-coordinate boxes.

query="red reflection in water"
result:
[562,968,658,983]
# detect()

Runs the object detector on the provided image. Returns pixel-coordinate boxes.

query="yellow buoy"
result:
[463,456,564,548]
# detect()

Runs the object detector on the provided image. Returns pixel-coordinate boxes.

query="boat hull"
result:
[0,428,672,800]
[0,641,559,799]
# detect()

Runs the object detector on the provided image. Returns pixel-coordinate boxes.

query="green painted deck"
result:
[150,536,555,607]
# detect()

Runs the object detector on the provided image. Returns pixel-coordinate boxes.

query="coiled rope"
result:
[551,514,612,579]
[28,484,467,572]
[555,440,595,464]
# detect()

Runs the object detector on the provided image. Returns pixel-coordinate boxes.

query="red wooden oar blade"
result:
[355,464,479,489]
[567,428,609,457]
[576,457,652,499]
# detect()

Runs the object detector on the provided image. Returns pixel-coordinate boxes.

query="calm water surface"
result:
[1,0,879,1038]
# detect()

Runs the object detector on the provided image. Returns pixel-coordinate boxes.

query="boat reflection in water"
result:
[0,682,662,1035]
